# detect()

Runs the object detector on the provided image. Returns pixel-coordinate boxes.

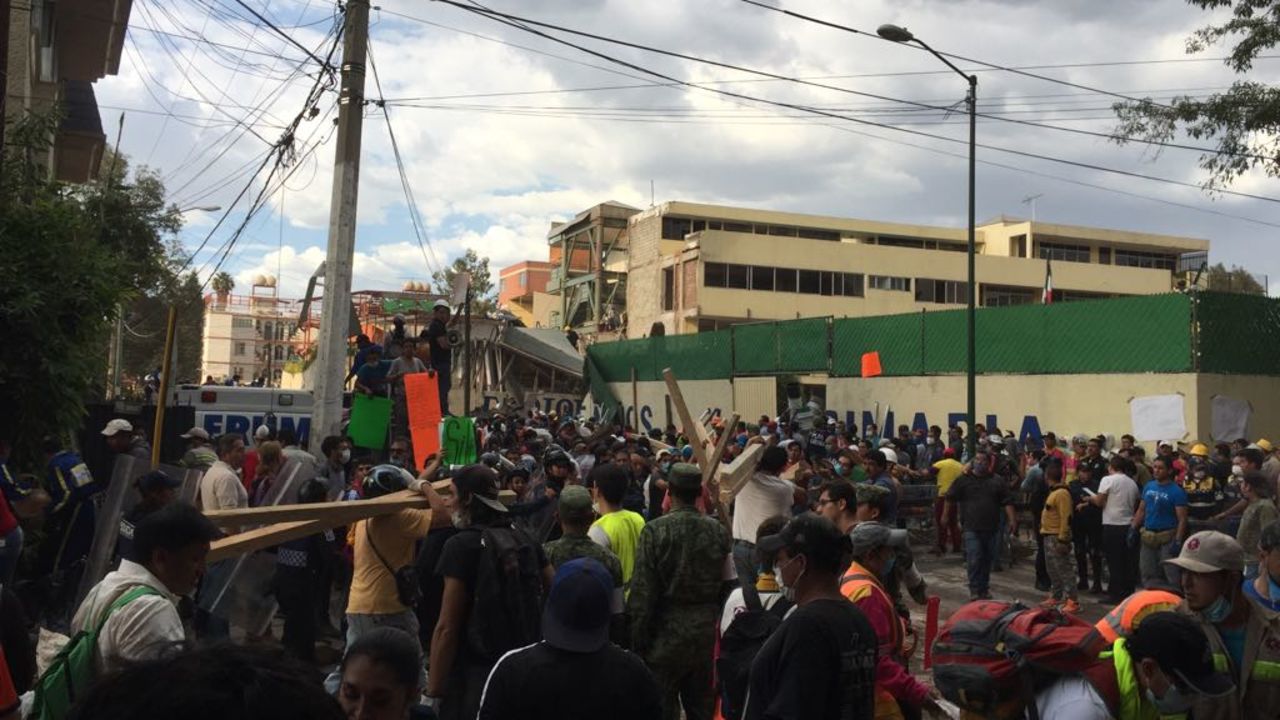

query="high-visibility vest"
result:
[1095,590,1182,644]
[841,562,905,720]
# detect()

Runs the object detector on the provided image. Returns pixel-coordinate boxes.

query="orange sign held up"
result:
[404,371,443,470]
[861,351,883,378]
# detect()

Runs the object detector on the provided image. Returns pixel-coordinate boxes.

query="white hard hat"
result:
[254,425,271,440]
[101,418,133,436]
[181,427,210,441]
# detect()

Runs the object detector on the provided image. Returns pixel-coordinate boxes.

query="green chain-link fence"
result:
[586,292,1273,384]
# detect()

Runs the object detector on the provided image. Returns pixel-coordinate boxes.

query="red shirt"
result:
[241,450,260,492]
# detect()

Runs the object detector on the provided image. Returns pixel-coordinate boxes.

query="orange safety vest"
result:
[1094,589,1182,644]
[841,562,905,720]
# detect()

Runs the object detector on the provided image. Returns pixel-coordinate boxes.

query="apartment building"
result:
[201,279,311,385]
[4,0,131,181]
[497,260,555,326]
[626,201,1210,337]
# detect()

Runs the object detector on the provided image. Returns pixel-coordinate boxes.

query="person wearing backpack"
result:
[588,464,646,593]
[717,515,791,720]
[429,465,553,720]
[36,502,219,719]
[841,521,943,719]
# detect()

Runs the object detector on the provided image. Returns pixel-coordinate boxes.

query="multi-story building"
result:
[201,278,311,385]
[626,201,1210,337]
[4,0,131,181]
[497,260,555,326]
[541,201,640,339]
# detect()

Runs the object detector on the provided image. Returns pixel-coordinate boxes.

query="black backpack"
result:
[716,583,792,720]
[465,524,545,663]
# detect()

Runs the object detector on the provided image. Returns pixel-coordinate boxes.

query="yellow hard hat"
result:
[1188,443,1210,458]
[1258,439,1274,453]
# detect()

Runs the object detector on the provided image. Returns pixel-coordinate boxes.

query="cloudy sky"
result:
[96,0,1280,300]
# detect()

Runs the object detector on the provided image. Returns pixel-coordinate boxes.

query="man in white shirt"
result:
[732,445,796,586]
[196,434,247,639]
[72,502,219,674]
[1087,455,1141,603]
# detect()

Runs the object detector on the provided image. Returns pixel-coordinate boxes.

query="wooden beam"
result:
[663,368,708,470]
[208,520,324,563]
[204,489,431,529]
[703,413,740,487]
[718,442,763,503]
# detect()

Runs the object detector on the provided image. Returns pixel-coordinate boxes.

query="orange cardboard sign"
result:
[404,371,443,470]
[861,351,883,378]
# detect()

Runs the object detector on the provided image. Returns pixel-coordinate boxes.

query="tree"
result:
[0,114,193,467]
[1205,262,1268,295]
[211,271,235,297]
[431,248,497,315]
[1112,0,1280,190]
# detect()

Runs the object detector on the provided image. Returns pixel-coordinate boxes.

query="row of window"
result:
[662,217,841,242]
[981,284,1113,307]
[869,275,911,292]
[703,262,866,297]
[874,236,965,252]
[1038,242,1178,270]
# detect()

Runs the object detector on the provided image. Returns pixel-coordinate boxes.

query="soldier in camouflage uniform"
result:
[543,485,624,590]
[627,462,735,720]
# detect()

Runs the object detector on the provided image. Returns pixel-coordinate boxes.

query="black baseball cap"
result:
[542,558,613,653]
[757,513,851,571]
[452,465,508,513]
[136,470,181,493]
[1127,612,1234,698]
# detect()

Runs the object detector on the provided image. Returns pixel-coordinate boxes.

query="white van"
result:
[171,385,314,446]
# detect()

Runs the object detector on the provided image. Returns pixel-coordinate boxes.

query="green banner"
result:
[381,298,436,315]
[442,416,478,466]
[348,394,392,450]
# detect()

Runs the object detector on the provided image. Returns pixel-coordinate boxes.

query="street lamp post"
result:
[878,24,978,458]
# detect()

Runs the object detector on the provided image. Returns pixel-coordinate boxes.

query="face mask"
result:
[451,510,470,529]
[833,464,845,477]
[591,502,601,514]
[1232,464,1244,478]
[340,449,351,464]
[1200,595,1233,624]
[882,553,897,578]
[1145,684,1192,715]
[773,556,803,602]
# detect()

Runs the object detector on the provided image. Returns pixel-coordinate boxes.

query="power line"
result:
[423,0,1265,163]
[409,1,1280,205]
[226,0,337,70]
[367,38,443,277]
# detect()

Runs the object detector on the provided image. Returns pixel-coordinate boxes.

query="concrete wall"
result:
[593,372,1280,448]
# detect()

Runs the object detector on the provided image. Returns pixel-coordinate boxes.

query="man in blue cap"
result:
[477,557,661,719]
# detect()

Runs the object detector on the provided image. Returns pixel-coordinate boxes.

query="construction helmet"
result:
[1188,443,1210,458]
[362,464,413,499]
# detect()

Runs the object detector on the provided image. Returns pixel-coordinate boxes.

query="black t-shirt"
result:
[477,641,661,720]
[946,473,1012,533]
[744,598,877,720]
[423,319,451,368]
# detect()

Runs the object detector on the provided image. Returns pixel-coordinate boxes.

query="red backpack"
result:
[931,600,1120,720]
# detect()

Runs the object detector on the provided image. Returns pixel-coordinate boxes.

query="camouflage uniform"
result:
[543,533,624,588]
[627,464,733,720]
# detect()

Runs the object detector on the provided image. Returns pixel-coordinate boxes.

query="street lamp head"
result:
[876,24,915,43]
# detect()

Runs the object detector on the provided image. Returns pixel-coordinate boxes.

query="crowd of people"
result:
[0,401,1278,719]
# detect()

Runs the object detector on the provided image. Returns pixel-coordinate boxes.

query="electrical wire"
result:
[403,1,1280,204]
[367,38,443,277]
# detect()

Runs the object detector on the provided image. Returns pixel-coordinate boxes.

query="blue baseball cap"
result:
[542,558,613,653]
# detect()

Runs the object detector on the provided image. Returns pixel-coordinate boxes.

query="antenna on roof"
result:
[1021,193,1044,223]
[650,180,655,208]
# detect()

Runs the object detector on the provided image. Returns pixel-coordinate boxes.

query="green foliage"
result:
[431,248,497,314]
[1205,262,1268,294]
[0,114,192,468]
[211,271,235,296]
[1112,0,1280,190]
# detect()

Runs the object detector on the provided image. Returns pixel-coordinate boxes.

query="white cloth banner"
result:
[1211,395,1251,443]
[1129,394,1187,442]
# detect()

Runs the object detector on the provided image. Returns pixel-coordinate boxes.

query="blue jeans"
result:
[732,540,757,588]
[963,530,999,598]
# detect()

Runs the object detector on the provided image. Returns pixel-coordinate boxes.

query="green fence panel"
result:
[733,323,780,374]
[1197,292,1280,375]
[922,309,965,374]
[653,331,733,379]
[587,338,654,383]
[776,317,830,372]
[831,313,923,376]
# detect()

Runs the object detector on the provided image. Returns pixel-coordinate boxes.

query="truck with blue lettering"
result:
[171,385,313,447]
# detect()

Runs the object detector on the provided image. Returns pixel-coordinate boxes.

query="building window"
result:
[1098,247,1111,265]
[776,268,798,292]
[1012,234,1027,258]
[797,270,821,294]
[722,221,752,233]
[915,279,969,304]
[235,342,246,356]
[768,225,797,237]
[662,267,675,311]
[662,216,693,240]
[819,271,839,296]
[797,227,840,241]
[705,262,727,287]
[869,275,911,291]
[519,272,528,288]
[232,317,254,329]
[1114,249,1176,270]
[750,266,775,291]
[877,236,926,250]
[843,273,865,297]
[1038,241,1090,263]
[274,346,286,361]
[1058,290,1114,302]
[691,220,706,233]
[727,264,749,289]
[981,285,1037,307]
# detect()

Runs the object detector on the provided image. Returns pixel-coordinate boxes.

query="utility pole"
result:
[310,0,369,451]
[463,286,472,415]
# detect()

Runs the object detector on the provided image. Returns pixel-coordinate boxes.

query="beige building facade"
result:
[625,201,1209,337]
[201,281,311,385]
